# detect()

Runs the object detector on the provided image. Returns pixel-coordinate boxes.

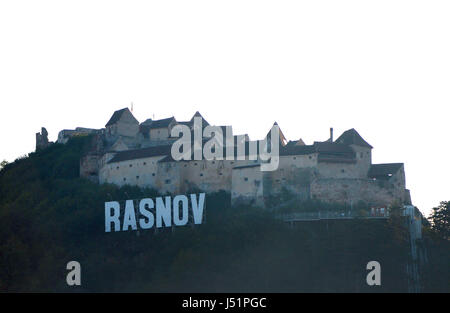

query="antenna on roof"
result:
[130,102,134,113]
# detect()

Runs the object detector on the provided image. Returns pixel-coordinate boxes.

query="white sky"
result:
[0,1,449,216]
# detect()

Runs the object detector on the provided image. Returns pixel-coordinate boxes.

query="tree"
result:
[0,160,8,171]
[428,201,450,240]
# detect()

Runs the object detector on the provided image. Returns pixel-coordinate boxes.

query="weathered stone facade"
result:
[48,107,412,209]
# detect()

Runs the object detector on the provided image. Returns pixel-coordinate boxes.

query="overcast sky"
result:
[0,1,448,216]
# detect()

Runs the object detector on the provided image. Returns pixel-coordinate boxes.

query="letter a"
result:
[66,261,81,286]
[366,261,381,286]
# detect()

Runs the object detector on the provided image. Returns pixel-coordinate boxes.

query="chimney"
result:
[330,127,333,142]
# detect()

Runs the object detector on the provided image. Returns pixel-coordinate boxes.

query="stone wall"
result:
[99,155,165,187]
[231,165,264,207]
[36,127,50,151]
[150,127,170,142]
[105,110,139,140]
[310,178,406,207]
[155,161,181,194]
[80,154,100,183]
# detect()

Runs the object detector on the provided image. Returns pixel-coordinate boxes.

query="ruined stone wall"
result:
[36,127,50,151]
[80,154,100,183]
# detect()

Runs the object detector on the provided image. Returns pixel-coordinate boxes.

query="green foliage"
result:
[0,160,8,170]
[0,138,445,292]
[428,201,450,240]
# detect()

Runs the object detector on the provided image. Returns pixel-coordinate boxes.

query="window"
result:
[194,162,198,166]
[116,166,119,170]
[341,169,345,173]
[200,173,203,177]
[293,157,296,160]
[136,176,139,179]
[129,164,132,167]
[165,179,170,184]
[143,162,146,165]
[123,178,126,181]
[309,156,312,159]
[244,177,248,181]
[152,173,155,177]
[360,152,363,158]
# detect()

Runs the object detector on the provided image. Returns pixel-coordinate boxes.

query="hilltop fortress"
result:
[38,108,412,208]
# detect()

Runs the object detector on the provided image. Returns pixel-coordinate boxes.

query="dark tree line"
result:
[0,136,448,292]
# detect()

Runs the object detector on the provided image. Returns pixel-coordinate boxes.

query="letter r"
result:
[105,201,120,232]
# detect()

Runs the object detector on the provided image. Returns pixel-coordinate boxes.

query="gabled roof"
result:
[148,117,176,129]
[141,119,153,126]
[280,144,316,156]
[369,163,403,179]
[266,122,287,146]
[335,128,373,148]
[105,108,138,127]
[190,111,209,126]
[314,142,356,163]
[107,145,172,163]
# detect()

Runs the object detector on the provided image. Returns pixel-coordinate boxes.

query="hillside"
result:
[0,136,447,292]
